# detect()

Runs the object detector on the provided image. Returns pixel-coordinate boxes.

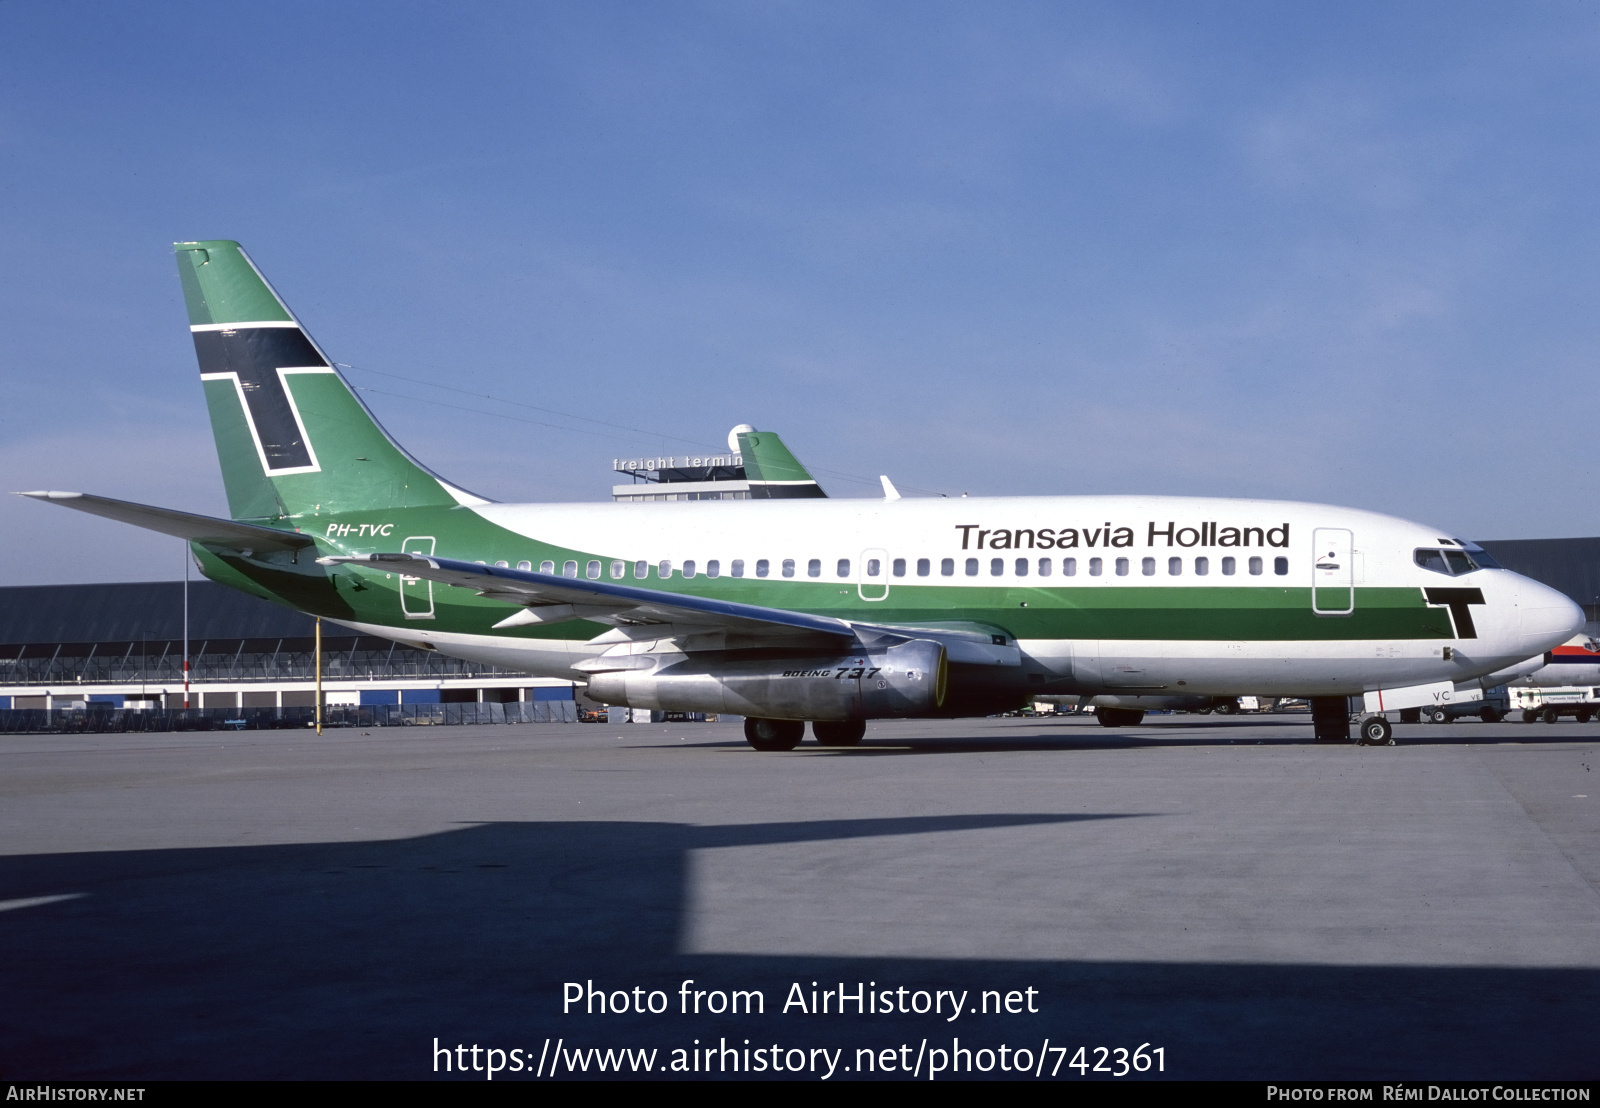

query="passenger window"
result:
[1015,558,1028,576]
[867,559,880,576]
[1116,558,1130,576]
[1037,558,1051,577]
[1141,557,1155,576]
[991,558,1004,576]
[731,559,745,578]
[756,559,770,578]
[1274,556,1288,576]
[965,558,979,576]
[837,558,851,577]
[1221,557,1234,576]
[1195,556,1208,576]
[1063,557,1077,576]
[782,559,796,578]
[610,560,625,579]
[633,560,648,579]
[540,560,555,574]
[564,560,579,578]
[516,560,532,571]
[586,560,602,579]
[893,558,906,577]
[917,558,931,577]
[1168,557,1182,576]
[706,560,720,578]
[807,558,821,578]
[657,559,672,578]
[941,558,955,576]
[1248,556,1263,576]
[1089,557,1102,576]
[494,560,509,568]
[682,560,696,578]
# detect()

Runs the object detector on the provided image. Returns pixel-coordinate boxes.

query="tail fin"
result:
[174,241,486,521]
[731,426,826,499]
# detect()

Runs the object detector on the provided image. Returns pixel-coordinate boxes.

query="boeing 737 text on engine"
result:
[20,241,1584,749]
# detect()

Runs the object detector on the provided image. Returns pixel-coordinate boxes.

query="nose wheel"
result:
[1357,715,1395,746]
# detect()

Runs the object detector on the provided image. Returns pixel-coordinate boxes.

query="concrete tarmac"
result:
[0,713,1596,1080]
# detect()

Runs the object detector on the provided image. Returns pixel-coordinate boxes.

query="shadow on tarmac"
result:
[1,812,1597,1080]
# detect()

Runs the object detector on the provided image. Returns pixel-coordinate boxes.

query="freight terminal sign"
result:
[614,454,743,473]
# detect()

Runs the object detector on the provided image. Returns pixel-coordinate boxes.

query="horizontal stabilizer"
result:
[18,491,313,553]
[321,552,857,643]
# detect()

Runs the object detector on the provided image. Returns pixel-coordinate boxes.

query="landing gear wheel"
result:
[1426,707,1448,724]
[813,720,866,747]
[744,717,804,751]
[1358,715,1395,746]
[1543,707,1562,725]
[1096,708,1145,728]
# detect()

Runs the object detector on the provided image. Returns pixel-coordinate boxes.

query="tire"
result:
[1543,707,1562,725]
[1521,709,1538,723]
[1358,715,1394,746]
[1577,709,1593,724]
[813,720,866,747]
[1480,707,1503,723]
[744,717,804,751]
[1096,707,1145,728]
[1426,708,1448,724]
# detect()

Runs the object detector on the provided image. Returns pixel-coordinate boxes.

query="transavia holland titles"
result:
[953,522,1291,550]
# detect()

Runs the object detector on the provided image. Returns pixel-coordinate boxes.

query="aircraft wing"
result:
[18,491,314,553]
[320,552,858,643]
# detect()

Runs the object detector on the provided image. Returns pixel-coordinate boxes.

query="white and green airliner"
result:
[21,241,1584,748]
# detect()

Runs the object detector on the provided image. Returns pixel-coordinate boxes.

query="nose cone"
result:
[1512,576,1586,654]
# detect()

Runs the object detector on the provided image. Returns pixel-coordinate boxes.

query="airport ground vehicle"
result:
[1397,686,1510,724]
[1509,685,1600,723]
[20,241,1585,750]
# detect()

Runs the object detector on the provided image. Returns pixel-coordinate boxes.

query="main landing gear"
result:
[743,718,866,751]
[1095,707,1146,728]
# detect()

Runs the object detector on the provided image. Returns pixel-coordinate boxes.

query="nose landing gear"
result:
[1356,715,1395,746]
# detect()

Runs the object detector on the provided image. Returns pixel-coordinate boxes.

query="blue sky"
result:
[5,1,1600,584]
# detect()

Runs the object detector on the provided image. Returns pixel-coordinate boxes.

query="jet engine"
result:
[584,638,948,721]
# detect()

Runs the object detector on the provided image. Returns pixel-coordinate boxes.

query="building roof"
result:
[0,582,313,646]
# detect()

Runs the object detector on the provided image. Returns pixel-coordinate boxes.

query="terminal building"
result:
[0,580,583,721]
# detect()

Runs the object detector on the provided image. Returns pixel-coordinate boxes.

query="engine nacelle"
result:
[586,638,948,721]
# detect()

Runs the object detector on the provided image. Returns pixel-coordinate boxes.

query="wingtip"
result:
[16,490,81,500]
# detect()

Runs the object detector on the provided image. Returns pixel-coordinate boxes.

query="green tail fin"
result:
[174,241,485,520]
[733,427,826,498]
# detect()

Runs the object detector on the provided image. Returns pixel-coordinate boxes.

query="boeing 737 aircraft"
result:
[21,241,1586,749]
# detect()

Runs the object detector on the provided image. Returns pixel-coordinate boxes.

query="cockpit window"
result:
[1415,548,1481,576]
[1457,541,1501,568]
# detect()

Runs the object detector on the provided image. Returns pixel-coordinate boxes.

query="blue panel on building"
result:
[401,689,441,704]
[88,695,125,706]
[533,686,574,701]
[0,696,9,709]
[360,690,399,705]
